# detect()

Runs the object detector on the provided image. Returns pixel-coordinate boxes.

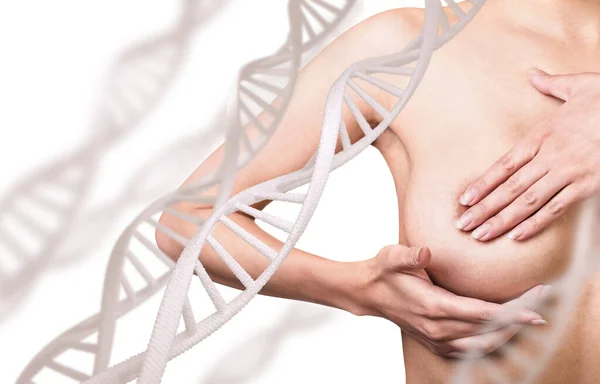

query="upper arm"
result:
[177,8,424,211]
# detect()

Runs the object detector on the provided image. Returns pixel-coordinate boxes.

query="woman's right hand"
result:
[351,244,550,358]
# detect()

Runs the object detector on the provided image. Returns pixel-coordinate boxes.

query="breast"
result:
[378,17,590,303]
[399,140,579,304]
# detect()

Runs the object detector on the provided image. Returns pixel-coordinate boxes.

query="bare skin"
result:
[456,68,600,241]
[157,1,600,382]
[380,1,600,382]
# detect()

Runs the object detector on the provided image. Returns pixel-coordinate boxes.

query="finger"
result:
[458,138,542,207]
[379,245,431,271]
[507,184,580,241]
[528,68,578,101]
[470,171,569,242]
[445,324,522,357]
[444,284,551,357]
[456,161,549,234]
[488,284,551,328]
[436,291,543,326]
[421,318,506,343]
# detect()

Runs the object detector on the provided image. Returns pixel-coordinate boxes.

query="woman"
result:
[158,0,600,382]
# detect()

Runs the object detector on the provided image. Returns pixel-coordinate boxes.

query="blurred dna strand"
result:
[18,0,358,382]
[0,0,230,323]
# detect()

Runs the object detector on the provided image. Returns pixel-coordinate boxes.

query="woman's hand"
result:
[352,244,549,358]
[456,70,600,241]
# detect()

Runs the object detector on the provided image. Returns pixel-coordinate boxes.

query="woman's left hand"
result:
[455,69,600,242]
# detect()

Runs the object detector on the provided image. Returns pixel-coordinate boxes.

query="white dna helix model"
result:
[17,0,358,382]
[18,0,599,383]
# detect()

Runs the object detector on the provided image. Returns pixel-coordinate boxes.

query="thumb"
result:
[528,68,576,101]
[380,245,431,271]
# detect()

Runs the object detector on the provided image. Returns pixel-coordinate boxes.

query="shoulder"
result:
[326,7,426,61]
[358,7,425,37]
[352,3,478,47]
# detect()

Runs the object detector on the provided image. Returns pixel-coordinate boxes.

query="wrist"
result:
[271,253,378,317]
[327,259,378,317]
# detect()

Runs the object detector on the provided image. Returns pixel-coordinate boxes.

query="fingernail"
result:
[460,189,476,206]
[415,247,423,263]
[507,226,524,240]
[530,319,548,326]
[472,224,491,240]
[455,212,473,230]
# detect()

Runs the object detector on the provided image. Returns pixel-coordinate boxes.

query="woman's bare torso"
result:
[373,4,600,383]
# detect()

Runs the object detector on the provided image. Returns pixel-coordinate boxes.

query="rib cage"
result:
[17,1,357,383]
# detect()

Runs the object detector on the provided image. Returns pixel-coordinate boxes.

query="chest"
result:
[370,36,591,301]
[379,30,600,217]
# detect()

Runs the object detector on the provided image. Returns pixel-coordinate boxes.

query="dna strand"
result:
[69,1,489,383]
[0,0,222,322]
[450,194,600,384]
[17,0,358,382]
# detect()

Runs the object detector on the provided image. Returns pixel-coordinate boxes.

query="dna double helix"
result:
[17,0,357,382]
[78,1,485,383]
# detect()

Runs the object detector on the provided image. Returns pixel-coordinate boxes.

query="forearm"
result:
[156,207,365,314]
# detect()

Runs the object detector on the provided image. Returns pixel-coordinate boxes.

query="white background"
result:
[0,1,427,383]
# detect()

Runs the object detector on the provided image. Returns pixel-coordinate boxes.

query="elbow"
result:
[154,203,214,262]
[155,211,181,263]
